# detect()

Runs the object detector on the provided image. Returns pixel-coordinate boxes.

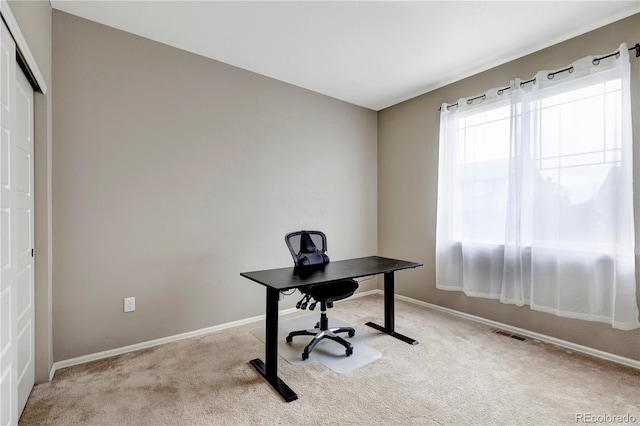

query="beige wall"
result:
[52,11,378,361]
[378,14,640,361]
[7,0,53,384]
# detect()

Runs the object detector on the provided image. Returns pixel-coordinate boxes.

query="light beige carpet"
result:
[19,295,640,425]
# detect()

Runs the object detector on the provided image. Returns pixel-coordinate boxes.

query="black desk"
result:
[240,256,422,402]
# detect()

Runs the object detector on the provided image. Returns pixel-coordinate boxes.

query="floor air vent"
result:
[493,329,527,341]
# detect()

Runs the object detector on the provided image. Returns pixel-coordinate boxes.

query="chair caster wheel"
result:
[346,347,353,357]
[286,336,293,344]
[348,330,355,338]
[302,351,309,360]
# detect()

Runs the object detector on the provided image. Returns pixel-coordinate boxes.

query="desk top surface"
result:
[240,256,422,290]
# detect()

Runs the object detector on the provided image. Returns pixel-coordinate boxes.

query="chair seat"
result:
[304,279,358,304]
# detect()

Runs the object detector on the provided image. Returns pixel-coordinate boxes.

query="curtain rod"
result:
[439,43,640,111]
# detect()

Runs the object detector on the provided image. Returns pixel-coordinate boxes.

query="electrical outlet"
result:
[124,297,135,313]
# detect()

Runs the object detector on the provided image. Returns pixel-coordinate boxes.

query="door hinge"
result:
[31,248,34,257]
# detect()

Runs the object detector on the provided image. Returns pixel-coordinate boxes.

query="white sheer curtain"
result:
[436,43,639,330]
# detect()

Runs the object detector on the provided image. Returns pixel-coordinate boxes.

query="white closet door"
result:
[14,64,33,418]
[0,18,34,424]
[0,19,18,426]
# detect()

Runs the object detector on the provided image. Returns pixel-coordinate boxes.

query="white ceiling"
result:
[50,0,640,111]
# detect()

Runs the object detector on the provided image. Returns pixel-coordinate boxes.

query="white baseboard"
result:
[49,308,290,381]
[48,289,380,380]
[49,288,637,380]
[393,293,640,370]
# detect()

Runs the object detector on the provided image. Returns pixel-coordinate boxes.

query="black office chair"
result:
[284,230,359,360]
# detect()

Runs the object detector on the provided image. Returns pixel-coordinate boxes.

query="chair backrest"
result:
[285,230,330,267]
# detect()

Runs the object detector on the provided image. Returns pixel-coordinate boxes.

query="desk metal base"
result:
[364,322,418,345]
[365,271,419,346]
[249,358,298,402]
[253,287,299,402]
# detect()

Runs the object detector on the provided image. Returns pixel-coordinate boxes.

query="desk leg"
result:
[250,287,298,402]
[365,271,419,345]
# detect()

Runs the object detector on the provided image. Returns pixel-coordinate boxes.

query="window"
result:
[436,44,639,330]
[454,102,511,243]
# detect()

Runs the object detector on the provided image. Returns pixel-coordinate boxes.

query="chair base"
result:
[286,313,355,360]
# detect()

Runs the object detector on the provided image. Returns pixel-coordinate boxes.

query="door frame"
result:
[0,0,48,95]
